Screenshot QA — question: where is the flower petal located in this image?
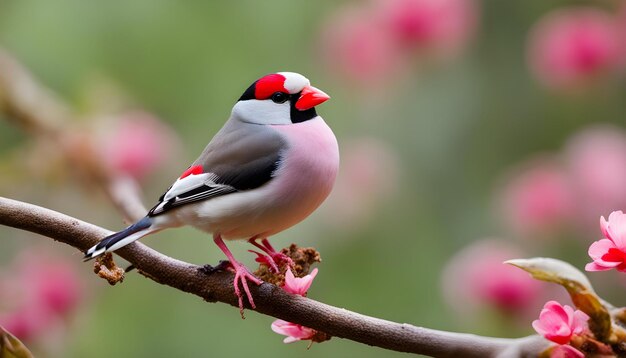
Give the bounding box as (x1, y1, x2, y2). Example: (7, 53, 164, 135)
(551, 344, 585, 358)
(283, 268, 319, 296)
(532, 301, 588, 345)
(600, 215, 610, 239)
(588, 239, 618, 260)
(606, 211, 626, 250)
(534, 309, 570, 342)
(587, 239, 624, 270)
(544, 301, 570, 323)
(571, 310, 590, 335)
(532, 319, 548, 336)
(283, 336, 300, 344)
(585, 262, 613, 271)
(270, 319, 317, 343)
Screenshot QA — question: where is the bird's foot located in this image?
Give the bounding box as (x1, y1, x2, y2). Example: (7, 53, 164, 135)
(199, 259, 262, 318)
(269, 251, 295, 271)
(229, 261, 262, 318)
(248, 238, 295, 273)
(249, 250, 280, 273)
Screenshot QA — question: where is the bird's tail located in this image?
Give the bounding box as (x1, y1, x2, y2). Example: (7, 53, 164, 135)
(83, 216, 155, 261)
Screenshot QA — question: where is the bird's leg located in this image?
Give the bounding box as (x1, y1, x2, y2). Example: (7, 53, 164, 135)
(260, 238, 295, 269)
(248, 237, 294, 273)
(248, 236, 279, 273)
(213, 234, 262, 317)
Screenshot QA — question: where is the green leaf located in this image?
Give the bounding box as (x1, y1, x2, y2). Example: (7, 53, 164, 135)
(0, 326, 34, 358)
(506, 257, 612, 342)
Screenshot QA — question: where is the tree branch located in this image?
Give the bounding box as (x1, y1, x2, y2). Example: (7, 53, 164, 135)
(0, 196, 548, 357)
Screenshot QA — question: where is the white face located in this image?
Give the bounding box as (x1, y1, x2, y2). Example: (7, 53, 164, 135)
(231, 97, 292, 125)
(231, 72, 311, 126)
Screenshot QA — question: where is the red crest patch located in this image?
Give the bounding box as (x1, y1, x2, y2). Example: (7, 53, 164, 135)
(254, 74, 288, 100)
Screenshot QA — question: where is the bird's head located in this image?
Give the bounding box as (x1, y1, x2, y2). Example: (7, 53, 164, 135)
(232, 72, 330, 125)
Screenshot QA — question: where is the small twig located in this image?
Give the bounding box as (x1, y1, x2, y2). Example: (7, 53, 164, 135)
(105, 176, 148, 223)
(0, 48, 146, 223)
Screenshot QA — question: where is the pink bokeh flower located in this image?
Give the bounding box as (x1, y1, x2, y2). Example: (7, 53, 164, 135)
(527, 7, 622, 91)
(271, 320, 317, 344)
(497, 158, 574, 238)
(550, 344, 584, 358)
(617, 2, 626, 68)
(318, 5, 407, 86)
(318, 0, 477, 86)
(0, 250, 83, 341)
(532, 301, 589, 345)
(375, 0, 479, 54)
(101, 111, 179, 180)
(283, 268, 318, 297)
(0, 306, 53, 342)
(442, 240, 544, 315)
(564, 125, 626, 228)
(586, 211, 626, 272)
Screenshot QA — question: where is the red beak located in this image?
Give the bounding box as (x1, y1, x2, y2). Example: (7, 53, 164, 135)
(295, 85, 330, 111)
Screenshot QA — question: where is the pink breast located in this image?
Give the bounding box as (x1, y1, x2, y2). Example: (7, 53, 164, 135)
(268, 117, 340, 230)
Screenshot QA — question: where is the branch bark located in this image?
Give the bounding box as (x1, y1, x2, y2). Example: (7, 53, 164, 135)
(0, 196, 549, 357)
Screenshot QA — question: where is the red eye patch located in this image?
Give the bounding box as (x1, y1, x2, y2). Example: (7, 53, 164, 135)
(255, 74, 288, 100)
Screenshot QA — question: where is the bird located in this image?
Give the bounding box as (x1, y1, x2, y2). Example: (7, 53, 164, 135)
(84, 72, 339, 314)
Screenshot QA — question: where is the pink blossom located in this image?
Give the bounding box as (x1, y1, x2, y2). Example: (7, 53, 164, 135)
(441, 240, 543, 315)
(586, 211, 626, 272)
(283, 268, 318, 297)
(617, 3, 626, 68)
(497, 157, 574, 238)
(0, 250, 83, 341)
(550, 344, 584, 358)
(0, 306, 54, 342)
(271, 320, 317, 344)
(22, 259, 81, 316)
(318, 0, 477, 85)
(318, 5, 408, 86)
(527, 7, 622, 91)
(532, 301, 589, 345)
(564, 125, 626, 228)
(272, 268, 319, 343)
(102, 111, 179, 180)
(375, 0, 478, 55)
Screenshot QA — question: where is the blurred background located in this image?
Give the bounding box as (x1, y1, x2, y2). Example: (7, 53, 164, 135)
(1, 0, 625, 357)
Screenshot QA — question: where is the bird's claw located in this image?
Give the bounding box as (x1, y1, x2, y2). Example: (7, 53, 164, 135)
(230, 263, 262, 318)
(249, 250, 280, 273)
(248, 238, 295, 273)
(198, 260, 231, 275)
(270, 251, 295, 270)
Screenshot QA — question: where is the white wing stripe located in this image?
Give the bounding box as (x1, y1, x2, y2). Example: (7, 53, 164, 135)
(163, 173, 219, 201)
(149, 172, 236, 216)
